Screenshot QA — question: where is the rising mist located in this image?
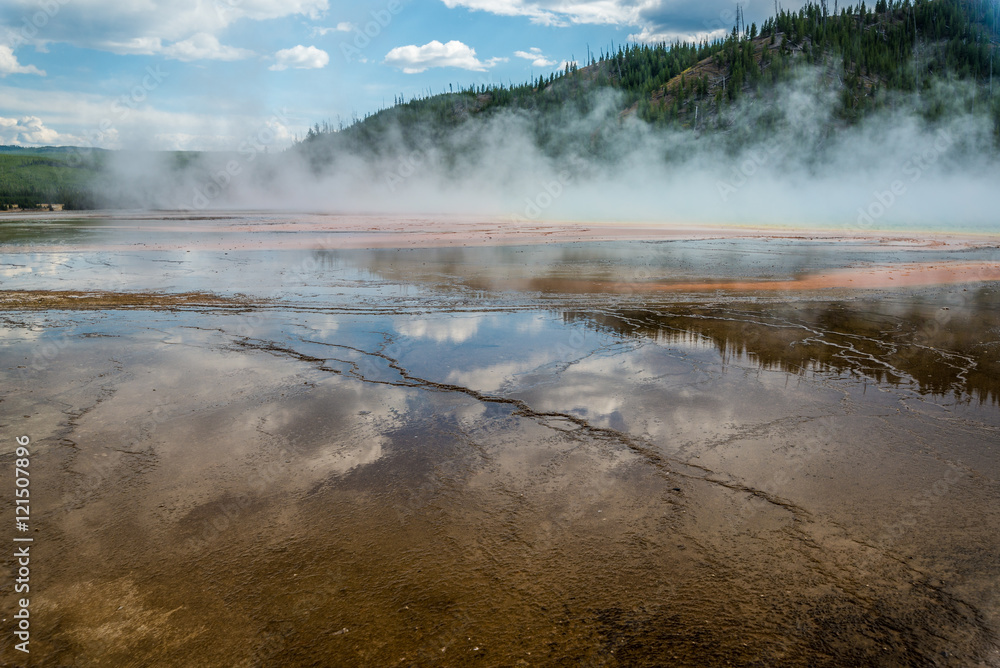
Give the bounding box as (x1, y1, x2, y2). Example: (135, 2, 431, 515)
(95, 64, 1000, 233)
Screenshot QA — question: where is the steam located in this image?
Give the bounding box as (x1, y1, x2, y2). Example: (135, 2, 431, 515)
(97, 66, 1000, 233)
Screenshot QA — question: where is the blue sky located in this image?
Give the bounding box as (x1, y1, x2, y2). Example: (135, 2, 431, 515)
(0, 0, 801, 151)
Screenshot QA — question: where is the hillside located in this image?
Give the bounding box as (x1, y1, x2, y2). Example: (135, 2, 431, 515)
(632, 0, 1000, 127)
(0, 151, 105, 210)
(298, 0, 999, 163)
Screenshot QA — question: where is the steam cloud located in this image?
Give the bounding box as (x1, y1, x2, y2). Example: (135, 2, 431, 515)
(98, 66, 1000, 233)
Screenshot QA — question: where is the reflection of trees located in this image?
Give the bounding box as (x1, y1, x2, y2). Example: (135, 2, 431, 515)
(310, 245, 1000, 404)
(322, 245, 664, 289)
(564, 294, 1000, 405)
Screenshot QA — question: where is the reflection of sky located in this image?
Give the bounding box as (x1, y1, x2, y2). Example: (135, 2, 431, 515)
(0, 323, 45, 344)
(0, 249, 426, 303)
(7, 290, 999, 551)
(389, 300, 1000, 447)
(395, 311, 715, 430)
(514, 343, 718, 432)
(0, 264, 32, 278)
(300, 315, 340, 340)
(396, 312, 579, 389)
(24, 311, 417, 505)
(247, 378, 411, 478)
(446, 352, 558, 394)
(6, 214, 999, 436)
(396, 314, 488, 344)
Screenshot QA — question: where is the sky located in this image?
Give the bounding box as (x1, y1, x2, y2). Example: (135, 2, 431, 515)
(0, 0, 805, 151)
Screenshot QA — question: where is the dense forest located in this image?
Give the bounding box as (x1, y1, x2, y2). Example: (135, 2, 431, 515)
(0, 150, 106, 210)
(297, 0, 1000, 166)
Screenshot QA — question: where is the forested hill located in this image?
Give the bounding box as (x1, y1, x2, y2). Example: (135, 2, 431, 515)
(0, 148, 107, 210)
(297, 0, 1000, 161)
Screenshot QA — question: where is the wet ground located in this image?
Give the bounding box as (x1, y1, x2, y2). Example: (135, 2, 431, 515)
(2, 212, 1000, 666)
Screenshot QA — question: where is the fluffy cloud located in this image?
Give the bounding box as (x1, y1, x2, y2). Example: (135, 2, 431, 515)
(0, 84, 300, 151)
(395, 315, 488, 344)
(627, 26, 727, 43)
(270, 45, 330, 71)
(440, 0, 801, 42)
(384, 40, 506, 74)
(0, 0, 328, 58)
(0, 46, 44, 77)
(440, 0, 652, 27)
(0, 116, 79, 146)
(514, 47, 556, 68)
(95, 37, 163, 56)
(162, 33, 254, 62)
(93, 34, 253, 61)
(312, 22, 355, 36)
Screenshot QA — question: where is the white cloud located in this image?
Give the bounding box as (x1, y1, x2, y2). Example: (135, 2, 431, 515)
(395, 315, 488, 344)
(384, 40, 505, 74)
(96, 37, 163, 56)
(0, 46, 44, 77)
(270, 45, 329, 71)
(0, 85, 301, 151)
(92, 33, 251, 61)
(312, 21, 355, 36)
(514, 47, 556, 68)
(627, 26, 726, 44)
(302, 315, 340, 340)
(440, 0, 747, 43)
(221, 0, 328, 23)
(445, 352, 555, 393)
(162, 33, 253, 62)
(441, 0, 563, 25)
(0, 115, 79, 146)
(0, 0, 329, 58)
(440, 0, 652, 27)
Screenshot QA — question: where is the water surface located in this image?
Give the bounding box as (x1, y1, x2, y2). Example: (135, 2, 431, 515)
(2, 212, 999, 666)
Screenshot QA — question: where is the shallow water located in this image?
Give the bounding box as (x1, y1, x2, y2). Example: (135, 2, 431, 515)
(2, 212, 1000, 666)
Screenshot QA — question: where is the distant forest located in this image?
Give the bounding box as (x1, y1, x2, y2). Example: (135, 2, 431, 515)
(0, 151, 105, 210)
